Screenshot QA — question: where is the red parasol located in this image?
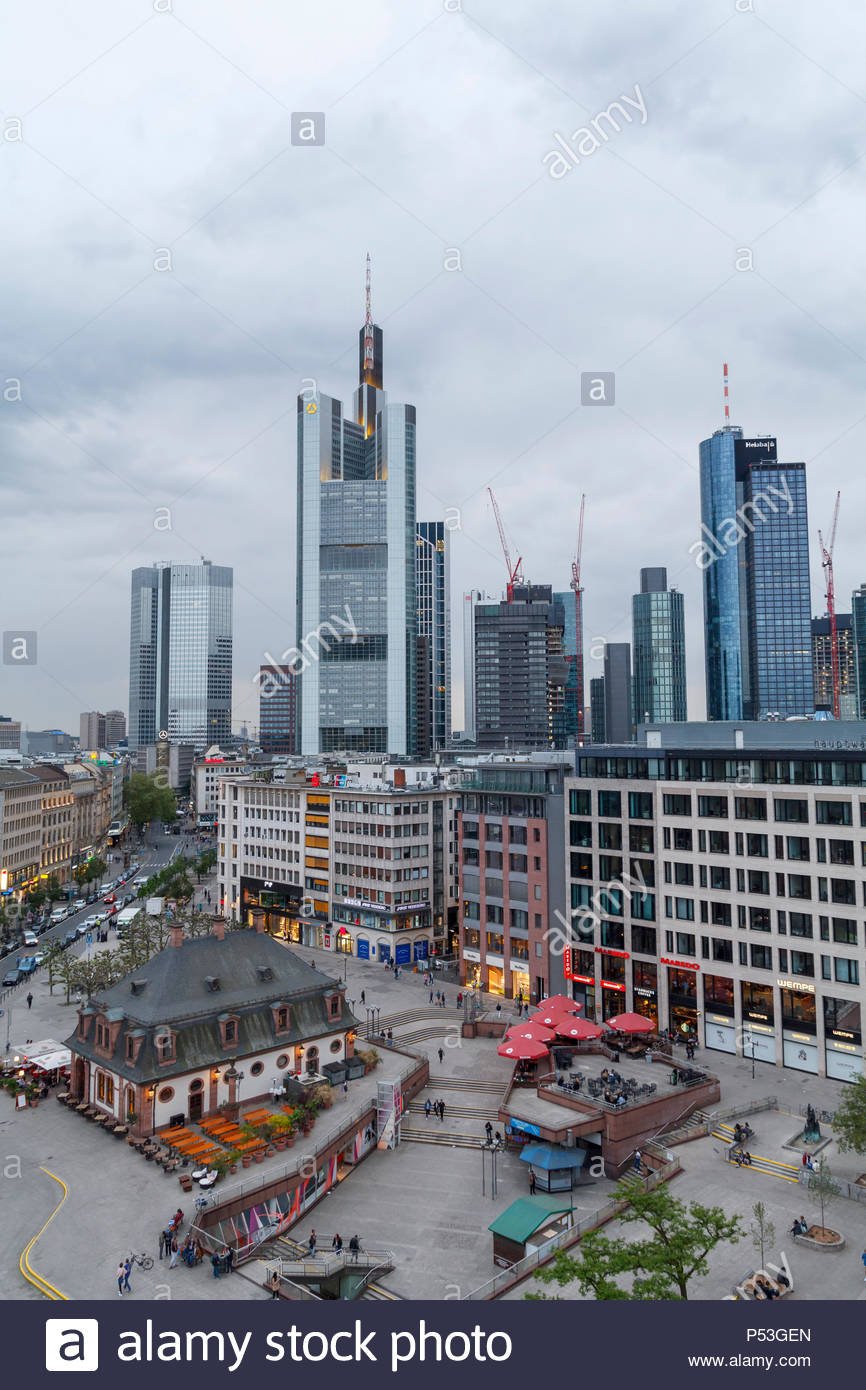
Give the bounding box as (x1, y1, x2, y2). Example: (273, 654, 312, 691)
(553, 1016, 604, 1041)
(532, 1010, 569, 1029)
(506, 1021, 556, 1045)
(537, 994, 582, 1015)
(604, 1012, 655, 1035)
(497, 1037, 550, 1061)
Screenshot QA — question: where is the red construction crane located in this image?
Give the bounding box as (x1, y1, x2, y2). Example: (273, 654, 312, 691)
(487, 487, 524, 601)
(818, 490, 841, 718)
(571, 495, 586, 746)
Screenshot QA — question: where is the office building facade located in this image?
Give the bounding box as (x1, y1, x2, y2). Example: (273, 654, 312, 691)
(554, 589, 579, 747)
(416, 521, 451, 754)
(474, 585, 567, 750)
(296, 282, 416, 756)
(632, 568, 687, 724)
(257, 664, 298, 755)
(603, 642, 633, 744)
(699, 428, 813, 720)
(561, 724, 866, 1079)
(590, 677, 606, 744)
(853, 586, 866, 719)
(128, 560, 233, 750)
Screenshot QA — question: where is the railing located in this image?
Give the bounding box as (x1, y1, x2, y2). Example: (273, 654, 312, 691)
(705, 1096, 778, 1124)
(462, 1153, 682, 1301)
(267, 1248, 395, 1279)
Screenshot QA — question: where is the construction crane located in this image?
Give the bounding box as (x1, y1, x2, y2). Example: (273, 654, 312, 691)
(570, 495, 586, 746)
(818, 490, 841, 719)
(487, 487, 524, 602)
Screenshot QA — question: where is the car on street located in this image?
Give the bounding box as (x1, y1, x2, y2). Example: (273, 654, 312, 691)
(62, 929, 78, 948)
(103, 892, 117, 904)
(86, 893, 98, 904)
(122, 893, 135, 906)
(16, 957, 37, 976)
(2, 968, 22, 987)
(22, 930, 39, 947)
(72, 899, 86, 912)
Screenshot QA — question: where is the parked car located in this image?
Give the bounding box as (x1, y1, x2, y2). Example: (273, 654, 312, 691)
(22, 930, 38, 947)
(2, 968, 22, 987)
(16, 957, 37, 976)
(86, 893, 98, 904)
(122, 893, 135, 906)
(62, 929, 78, 947)
(103, 893, 117, 905)
(72, 899, 86, 912)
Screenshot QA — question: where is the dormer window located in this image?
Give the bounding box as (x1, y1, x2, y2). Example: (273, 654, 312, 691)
(205, 976, 220, 992)
(126, 1035, 135, 1061)
(327, 993, 342, 1021)
(155, 1031, 175, 1062)
(277, 1007, 288, 1031)
(224, 1020, 236, 1043)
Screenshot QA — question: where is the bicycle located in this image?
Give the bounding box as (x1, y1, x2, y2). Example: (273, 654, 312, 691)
(129, 1252, 154, 1272)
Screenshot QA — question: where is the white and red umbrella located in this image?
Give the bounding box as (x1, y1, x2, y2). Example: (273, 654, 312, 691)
(604, 1011, 655, 1035)
(497, 1037, 550, 1062)
(506, 1021, 556, 1045)
(553, 1017, 604, 1041)
(537, 994, 582, 1015)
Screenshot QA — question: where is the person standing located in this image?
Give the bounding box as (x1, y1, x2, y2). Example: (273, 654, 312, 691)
(211, 1252, 221, 1279)
(529, 1169, 537, 1195)
(861, 1247, 866, 1282)
(269, 1271, 281, 1298)
(225, 1247, 234, 1275)
(349, 1235, 360, 1263)
(360, 990, 366, 1006)
(424, 1099, 432, 1120)
(158, 1229, 166, 1260)
(122, 1258, 132, 1294)
(429, 988, 434, 1004)
(332, 1233, 343, 1254)
(437, 1047, 444, 1065)
(308, 1229, 317, 1257)
(439, 1099, 446, 1123)
(116, 1260, 125, 1297)
(169, 1235, 179, 1269)
(26, 992, 33, 1010)
(633, 1149, 642, 1174)
(485, 1120, 493, 1143)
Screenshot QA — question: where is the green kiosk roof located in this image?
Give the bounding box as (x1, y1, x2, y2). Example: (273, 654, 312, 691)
(488, 1194, 573, 1244)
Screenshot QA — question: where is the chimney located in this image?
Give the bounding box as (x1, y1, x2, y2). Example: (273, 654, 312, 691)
(211, 916, 226, 942)
(169, 923, 184, 949)
(251, 907, 266, 934)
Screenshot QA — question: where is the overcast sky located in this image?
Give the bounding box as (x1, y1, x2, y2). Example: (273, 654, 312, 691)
(3, 0, 866, 738)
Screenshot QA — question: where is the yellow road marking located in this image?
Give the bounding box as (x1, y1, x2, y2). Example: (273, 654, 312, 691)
(19, 1167, 69, 1300)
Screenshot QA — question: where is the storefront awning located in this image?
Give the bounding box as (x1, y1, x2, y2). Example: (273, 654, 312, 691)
(519, 1144, 587, 1171)
(18, 1039, 71, 1072)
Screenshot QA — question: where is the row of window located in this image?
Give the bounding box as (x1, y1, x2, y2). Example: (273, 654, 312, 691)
(570, 787, 865, 826)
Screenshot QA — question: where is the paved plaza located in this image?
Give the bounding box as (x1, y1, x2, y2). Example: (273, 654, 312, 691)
(4, 925, 866, 1301)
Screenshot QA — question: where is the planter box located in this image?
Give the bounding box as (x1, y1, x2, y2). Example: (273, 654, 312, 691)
(322, 1062, 347, 1086)
(793, 1228, 846, 1253)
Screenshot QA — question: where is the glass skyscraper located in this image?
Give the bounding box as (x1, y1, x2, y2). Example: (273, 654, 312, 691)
(128, 560, 233, 750)
(699, 428, 813, 719)
(296, 274, 416, 755)
(553, 589, 579, 746)
(416, 521, 451, 752)
(632, 567, 686, 724)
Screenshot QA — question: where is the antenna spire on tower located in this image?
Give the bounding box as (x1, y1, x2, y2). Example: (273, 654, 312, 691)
(723, 361, 731, 423)
(364, 252, 374, 376)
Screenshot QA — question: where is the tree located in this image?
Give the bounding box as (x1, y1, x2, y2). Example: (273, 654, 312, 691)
(750, 1201, 775, 1269)
(806, 1164, 841, 1236)
(832, 1075, 866, 1158)
(43, 941, 64, 995)
(46, 877, 64, 902)
(25, 887, 47, 910)
(124, 773, 176, 832)
(534, 1180, 743, 1301)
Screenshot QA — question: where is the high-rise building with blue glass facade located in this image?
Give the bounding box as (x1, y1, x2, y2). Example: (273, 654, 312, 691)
(296, 278, 416, 754)
(554, 589, 579, 746)
(632, 567, 687, 724)
(128, 560, 233, 750)
(699, 428, 813, 719)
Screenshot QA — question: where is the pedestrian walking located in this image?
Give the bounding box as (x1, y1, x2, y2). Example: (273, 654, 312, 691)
(332, 1233, 343, 1254)
(360, 990, 366, 1006)
(343, 1077, 349, 1095)
(435, 989, 441, 1005)
(424, 1099, 432, 1119)
(437, 1047, 444, 1065)
(169, 1235, 179, 1269)
(429, 989, 434, 1004)
(211, 1253, 221, 1279)
(26, 992, 33, 1010)
(308, 1228, 317, 1256)
(457, 992, 463, 1008)
(485, 1120, 493, 1143)
(495, 1002, 502, 1016)
(439, 1099, 446, 1123)
(158, 1229, 167, 1260)
(349, 1235, 360, 1264)
(123, 1258, 132, 1293)
(633, 1149, 642, 1174)
(269, 1271, 281, 1298)
(529, 1169, 537, 1195)
(116, 1260, 125, 1297)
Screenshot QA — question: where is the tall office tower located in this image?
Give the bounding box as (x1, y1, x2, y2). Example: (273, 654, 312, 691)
(632, 567, 687, 724)
(105, 710, 126, 745)
(589, 677, 606, 743)
(603, 642, 633, 743)
(853, 585, 866, 718)
(699, 427, 813, 719)
(79, 712, 106, 749)
(554, 589, 579, 746)
(461, 591, 484, 741)
(128, 560, 233, 750)
(296, 262, 416, 754)
(474, 584, 567, 750)
(812, 615, 856, 718)
(416, 521, 452, 751)
(257, 664, 298, 754)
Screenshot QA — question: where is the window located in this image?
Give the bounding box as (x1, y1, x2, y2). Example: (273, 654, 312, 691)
(629, 825, 654, 853)
(155, 1032, 174, 1060)
(276, 1007, 289, 1031)
(786, 836, 809, 861)
(790, 950, 814, 978)
(569, 822, 592, 847)
(250, 1061, 264, 1077)
(189, 1077, 203, 1092)
(224, 1021, 237, 1044)
(746, 833, 768, 857)
(698, 794, 728, 819)
(831, 878, 856, 905)
(712, 938, 733, 963)
(735, 796, 767, 821)
(709, 830, 729, 854)
(787, 874, 811, 900)
(600, 921, 625, 951)
(774, 799, 808, 823)
(628, 791, 653, 820)
(832, 918, 857, 946)
(598, 822, 622, 850)
(711, 901, 732, 926)
(570, 852, 593, 880)
(834, 958, 859, 985)
(674, 862, 694, 886)
(829, 839, 854, 866)
(675, 931, 696, 956)
(663, 794, 692, 816)
(816, 800, 851, 826)
(96, 1072, 115, 1106)
(750, 944, 772, 970)
(749, 907, 771, 932)
(747, 870, 770, 895)
(673, 828, 693, 851)
(631, 890, 655, 920)
(675, 897, 694, 921)
(598, 791, 621, 818)
(157, 1085, 174, 1104)
(276, 1054, 289, 1069)
(631, 924, 657, 955)
(569, 789, 591, 816)
(789, 912, 813, 939)
(710, 866, 730, 891)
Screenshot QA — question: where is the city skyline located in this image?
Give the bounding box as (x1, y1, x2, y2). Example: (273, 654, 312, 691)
(2, 4, 865, 739)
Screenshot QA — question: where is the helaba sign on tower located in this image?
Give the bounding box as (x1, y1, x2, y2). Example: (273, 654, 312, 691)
(734, 436, 777, 468)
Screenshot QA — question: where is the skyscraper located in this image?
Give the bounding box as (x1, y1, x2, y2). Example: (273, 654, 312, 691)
(603, 642, 633, 743)
(128, 560, 233, 750)
(416, 521, 451, 752)
(473, 585, 567, 750)
(554, 589, 579, 746)
(852, 585, 866, 718)
(296, 261, 416, 754)
(699, 426, 813, 719)
(811, 615, 856, 718)
(258, 665, 298, 754)
(589, 677, 606, 743)
(632, 567, 687, 724)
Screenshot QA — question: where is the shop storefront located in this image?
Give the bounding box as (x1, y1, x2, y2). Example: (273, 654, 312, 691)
(779, 981, 818, 1075)
(564, 947, 596, 1018)
(240, 877, 305, 939)
(741, 980, 776, 1064)
(663, 959, 699, 1037)
(632, 961, 658, 1028)
(824, 996, 863, 1083)
(598, 949, 627, 1022)
(510, 962, 530, 1002)
(703, 974, 736, 1054)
